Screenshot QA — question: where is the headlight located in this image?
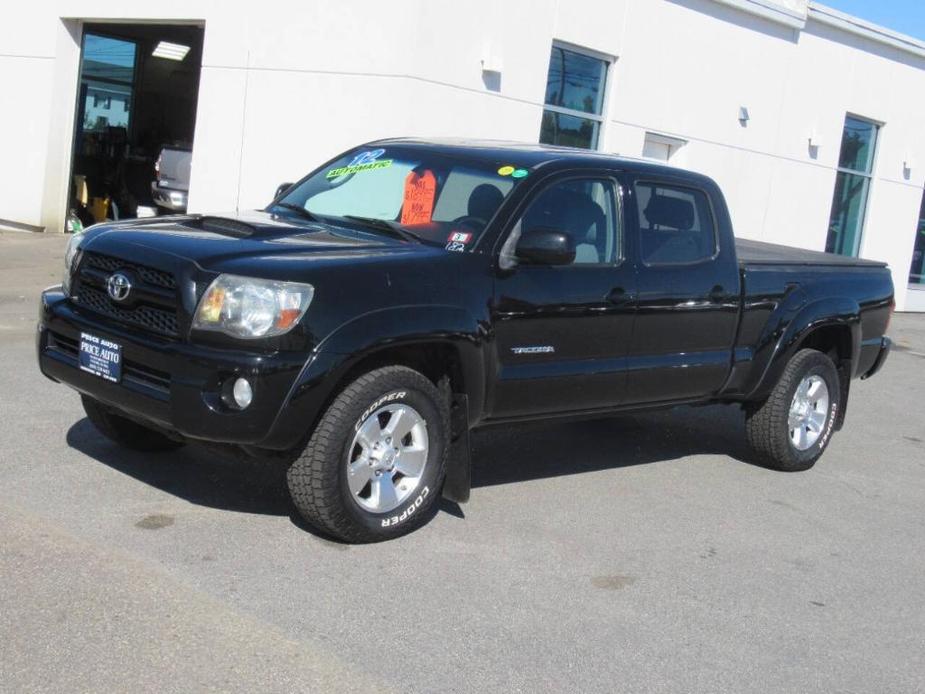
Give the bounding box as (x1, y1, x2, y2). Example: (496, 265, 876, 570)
(62, 232, 84, 295)
(192, 274, 315, 339)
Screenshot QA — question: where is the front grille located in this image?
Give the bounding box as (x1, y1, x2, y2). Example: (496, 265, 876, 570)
(82, 252, 176, 290)
(124, 361, 171, 394)
(72, 251, 179, 337)
(47, 331, 79, 358)
(76, 284, 179, 336)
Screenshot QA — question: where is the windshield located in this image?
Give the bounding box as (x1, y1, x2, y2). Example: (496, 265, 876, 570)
(274, 146, 532, 251)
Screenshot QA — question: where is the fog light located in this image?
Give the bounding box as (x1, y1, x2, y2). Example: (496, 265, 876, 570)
(232, 377, 253, 409)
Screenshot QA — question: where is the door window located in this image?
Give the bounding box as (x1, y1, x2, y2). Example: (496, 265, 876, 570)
(502, 178, 620, 268)
(636, 182, 717, 265)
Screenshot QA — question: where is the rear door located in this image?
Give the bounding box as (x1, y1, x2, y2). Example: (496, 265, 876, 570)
(489, 173, 636, 418)
(625, 176, 740, 402)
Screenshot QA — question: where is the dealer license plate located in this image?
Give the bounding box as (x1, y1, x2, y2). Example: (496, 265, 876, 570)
(79, 332, 122, 383)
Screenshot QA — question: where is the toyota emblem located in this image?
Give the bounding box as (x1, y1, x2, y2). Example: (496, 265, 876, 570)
(107, 272, 132, 302)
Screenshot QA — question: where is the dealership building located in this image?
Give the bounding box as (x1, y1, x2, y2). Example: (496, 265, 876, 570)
(4, 0, 925, 310)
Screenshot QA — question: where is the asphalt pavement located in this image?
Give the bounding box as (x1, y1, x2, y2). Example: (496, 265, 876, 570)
(1, 230, 923, 693)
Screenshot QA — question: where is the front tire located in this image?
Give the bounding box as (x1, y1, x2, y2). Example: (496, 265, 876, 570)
(287, 366, 449, 543)
(81, 395, 185, 452)
(745, 348, 840, 471)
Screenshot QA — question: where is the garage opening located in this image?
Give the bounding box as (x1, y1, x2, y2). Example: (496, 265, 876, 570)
(69, 22, 204, 229)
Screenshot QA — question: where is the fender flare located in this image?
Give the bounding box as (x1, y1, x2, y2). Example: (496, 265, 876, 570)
(749, 296, 861, 402)
(315, 304, 487, 414)
(268, 305, 486, 499)
(321, 305, 485, 504)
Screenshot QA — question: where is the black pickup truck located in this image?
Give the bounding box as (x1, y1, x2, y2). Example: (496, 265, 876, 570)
(38, 139, 894, 542)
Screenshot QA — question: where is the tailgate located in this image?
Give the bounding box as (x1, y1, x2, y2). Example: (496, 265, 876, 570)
(156, 148, 192, 191)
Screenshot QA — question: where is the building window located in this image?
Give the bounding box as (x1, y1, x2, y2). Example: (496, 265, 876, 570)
(825, 115, 880, 256)
(539, 43, 609, 150)
(642, 132, 687, 162)
(909, 190, 925, 286)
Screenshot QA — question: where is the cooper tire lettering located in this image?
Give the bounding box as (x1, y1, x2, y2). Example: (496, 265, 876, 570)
(355, 390, 407, 431)
(381, 486, 430, 527)
(819, 401, 837, 449)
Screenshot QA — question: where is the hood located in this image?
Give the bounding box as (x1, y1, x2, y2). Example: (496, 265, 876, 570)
(80, 210, 442, 276)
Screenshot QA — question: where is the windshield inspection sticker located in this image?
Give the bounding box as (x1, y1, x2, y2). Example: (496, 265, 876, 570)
(326, 148, 393, 178)
(497, 165, 515, 176)
(445, 230, 472, 253)
(511, 168, 529, 178)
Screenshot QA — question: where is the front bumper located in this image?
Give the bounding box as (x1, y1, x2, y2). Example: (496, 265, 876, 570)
(37, 287, 337, 449)
(151, 182, 188, 212)
(861, 336, 891, 379)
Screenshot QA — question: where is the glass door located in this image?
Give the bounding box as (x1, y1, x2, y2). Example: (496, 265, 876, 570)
(825, 115, 880, 257)
(909, 190, 925, 286)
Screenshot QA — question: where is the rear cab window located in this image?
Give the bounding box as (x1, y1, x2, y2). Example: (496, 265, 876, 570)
(635, 181, 717, 265)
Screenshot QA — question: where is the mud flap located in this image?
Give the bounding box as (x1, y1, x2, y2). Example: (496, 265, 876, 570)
(442, 393, 471, 503)
(834, 359, 850, 431)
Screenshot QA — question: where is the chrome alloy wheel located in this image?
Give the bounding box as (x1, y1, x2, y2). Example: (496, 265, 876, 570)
(788, 375, 830, 451)
(347, 403, 429, 513)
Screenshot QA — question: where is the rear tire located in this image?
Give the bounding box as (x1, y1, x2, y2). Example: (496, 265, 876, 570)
(81, 395, 184, 452)
(745, 349, 840, 471)
(287, 366, 449, 543)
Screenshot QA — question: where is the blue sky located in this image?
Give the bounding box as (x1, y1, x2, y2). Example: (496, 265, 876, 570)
(821, 0, 925, 41)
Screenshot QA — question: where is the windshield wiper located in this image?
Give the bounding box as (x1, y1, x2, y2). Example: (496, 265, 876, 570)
(340, 215, 421, 243)
(272, 202, 319, 222)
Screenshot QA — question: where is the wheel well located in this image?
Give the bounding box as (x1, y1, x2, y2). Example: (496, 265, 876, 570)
(796, 324, 853, 430)
(248, 343, 466, 458)
(335, 342, 465, 396)
(797, 324, 852, 363)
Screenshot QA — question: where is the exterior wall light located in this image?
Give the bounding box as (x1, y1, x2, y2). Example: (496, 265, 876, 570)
(738, 106, 750, 126)
(481, 52, 502, 92)
(808, 129, 821, 159)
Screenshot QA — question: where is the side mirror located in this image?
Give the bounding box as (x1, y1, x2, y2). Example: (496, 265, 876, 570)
(274, 182, 295, 200)
(516, 228, 575, 266)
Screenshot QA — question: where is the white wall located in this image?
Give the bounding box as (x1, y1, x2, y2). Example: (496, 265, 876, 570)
(2, 0, 924, 308)
(602, 0, 925, 309)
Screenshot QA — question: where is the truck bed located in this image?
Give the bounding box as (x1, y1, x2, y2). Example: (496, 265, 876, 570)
(736, 238, 886, 268)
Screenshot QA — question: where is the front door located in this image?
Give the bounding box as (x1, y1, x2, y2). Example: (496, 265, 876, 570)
(489, 174, 636, 418)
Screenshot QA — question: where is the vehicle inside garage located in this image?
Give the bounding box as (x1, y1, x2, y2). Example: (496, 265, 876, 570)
(70, 23, 204, 227)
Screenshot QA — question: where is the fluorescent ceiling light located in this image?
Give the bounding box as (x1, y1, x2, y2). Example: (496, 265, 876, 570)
(152, 41, 190, 61)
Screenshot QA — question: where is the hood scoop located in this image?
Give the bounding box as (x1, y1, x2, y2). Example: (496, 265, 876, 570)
(196, 216, 258, 238)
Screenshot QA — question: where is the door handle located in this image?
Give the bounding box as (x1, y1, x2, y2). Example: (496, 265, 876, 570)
(607, 287, 630, 305)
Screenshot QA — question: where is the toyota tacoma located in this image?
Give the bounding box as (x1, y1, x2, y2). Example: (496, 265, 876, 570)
(38, 139, 894, 542)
